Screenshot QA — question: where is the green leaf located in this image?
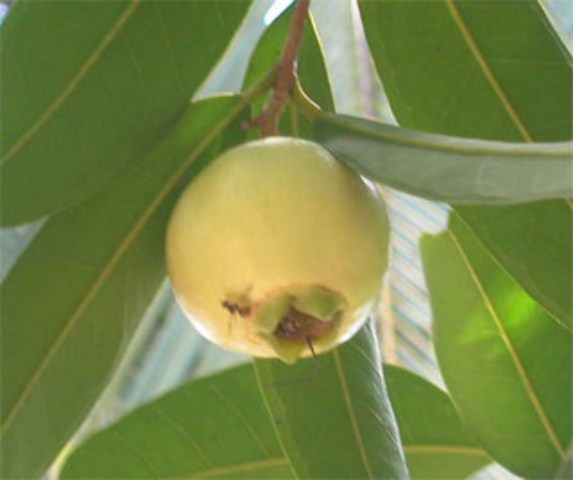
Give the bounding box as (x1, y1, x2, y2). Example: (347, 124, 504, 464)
(421, 214, 572, 477)
(61, 362, 491, 479)
(66, 362, 485, 479)
(60, 365, 292, 479)
(313, 113, 572, 204)
(254, 321, 409, 479)
(359, 0, 573, 335)
(298, 13, 335, 115)
(0, 0, 249, 226)
(358, 0, 572, 141)
(456, 201, 572, 328)
(0, 96, 250, 479)
(384, 365, 491, 479)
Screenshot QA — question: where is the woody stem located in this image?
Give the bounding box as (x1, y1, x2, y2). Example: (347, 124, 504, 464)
(250, 0, 311, 136)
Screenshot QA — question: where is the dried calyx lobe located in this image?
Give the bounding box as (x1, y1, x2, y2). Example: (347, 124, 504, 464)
(274, 307, 336, 341)
(245, 285, 346, 363)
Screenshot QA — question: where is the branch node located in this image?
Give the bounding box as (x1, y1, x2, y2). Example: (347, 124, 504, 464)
(248, 0, 311, 137)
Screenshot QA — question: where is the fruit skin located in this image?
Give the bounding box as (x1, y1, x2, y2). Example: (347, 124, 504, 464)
(166, 137, 390, 363)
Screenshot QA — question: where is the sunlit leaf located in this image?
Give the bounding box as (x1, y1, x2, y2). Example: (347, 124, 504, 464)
(64, 362, 488, 479)
(359, 0, 573, 335)
(455, 201, 572, 329)
(421, 213, 572, 477)
(385, 365, 491, 479)
(61, 327, 412, 480)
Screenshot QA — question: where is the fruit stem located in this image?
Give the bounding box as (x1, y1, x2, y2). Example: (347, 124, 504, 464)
(248, 0, 312, 136)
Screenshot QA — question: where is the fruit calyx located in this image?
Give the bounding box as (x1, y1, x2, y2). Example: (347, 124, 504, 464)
(247, 285, 346, 363)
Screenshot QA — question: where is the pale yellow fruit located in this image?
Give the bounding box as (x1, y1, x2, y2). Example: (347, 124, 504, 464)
(166, 137, 389, 363)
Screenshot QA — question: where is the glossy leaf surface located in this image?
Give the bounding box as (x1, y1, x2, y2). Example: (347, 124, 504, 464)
(62, 362, 479, 479)
(358, 0, 571, 141)
(1, 0, 248, 225)
(254, 321, 409, 479)
(421, 214, 572, 477)
(359, 0, 573, 337)
(61, 365, 292, 479)
(313, 113, 572, 204)
(62, 359, 490, 479)
(456, 201, 572, 328)
(384, 365, 491, 479)
(0, 97, 248, 479)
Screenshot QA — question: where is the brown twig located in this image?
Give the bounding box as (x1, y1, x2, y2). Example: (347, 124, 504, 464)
(248, 0, 311, 137)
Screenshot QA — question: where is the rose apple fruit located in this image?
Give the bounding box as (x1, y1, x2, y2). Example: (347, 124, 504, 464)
(166, 137, 389, 363)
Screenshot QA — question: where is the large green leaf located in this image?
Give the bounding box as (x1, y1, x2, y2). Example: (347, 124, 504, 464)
(421, 214, 572, 477)
(0, 0, 249, 226)
(358, 0, 572, 326)
(456, 201, 572, 328)
(60, 365, 293, 479)
(61, 362, 490, 479)
(254, 321, 409, 479)
(358, 0, 571, 141)
(384, 365, 491, 479)
(0, 96, 250, 479)
(312, 113, 571, 204)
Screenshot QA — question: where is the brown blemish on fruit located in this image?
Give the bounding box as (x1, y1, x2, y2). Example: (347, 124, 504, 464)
(274, 307, 336, 342)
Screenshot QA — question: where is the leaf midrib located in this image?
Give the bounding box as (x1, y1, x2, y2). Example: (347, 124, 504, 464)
(169, 457, 290, 479)
(332, 349, 375, 479)
(403, 444, 489, 457)
(456, 214, 573, 333)
(444, 0, 532, 142)
(318, 114, 569, 159)
(448, 229, 566, 460)
(0, 95, 253, 438)
(446, 0, 572, 325)
(1, 0, 142, 164)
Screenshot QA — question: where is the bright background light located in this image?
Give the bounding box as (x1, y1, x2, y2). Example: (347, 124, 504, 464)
(264, 0, 294, 26)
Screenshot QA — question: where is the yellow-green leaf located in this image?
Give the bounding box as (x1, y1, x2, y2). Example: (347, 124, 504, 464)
(421, 214, 572, 477)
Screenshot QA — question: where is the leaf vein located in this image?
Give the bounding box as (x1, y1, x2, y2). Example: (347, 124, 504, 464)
(152, 405, 212, 469)
(1, 0, 142, 164)
(403, 444, 488, 457)
(445, 0, 532, 142)
(448, 230, 566, 459)
(169, 457, 289, 479)
(0, 95, 255, 438)
(333, 349, 374, 479)
(156, 3, 188, 98)
(210, 386, 273, 459)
